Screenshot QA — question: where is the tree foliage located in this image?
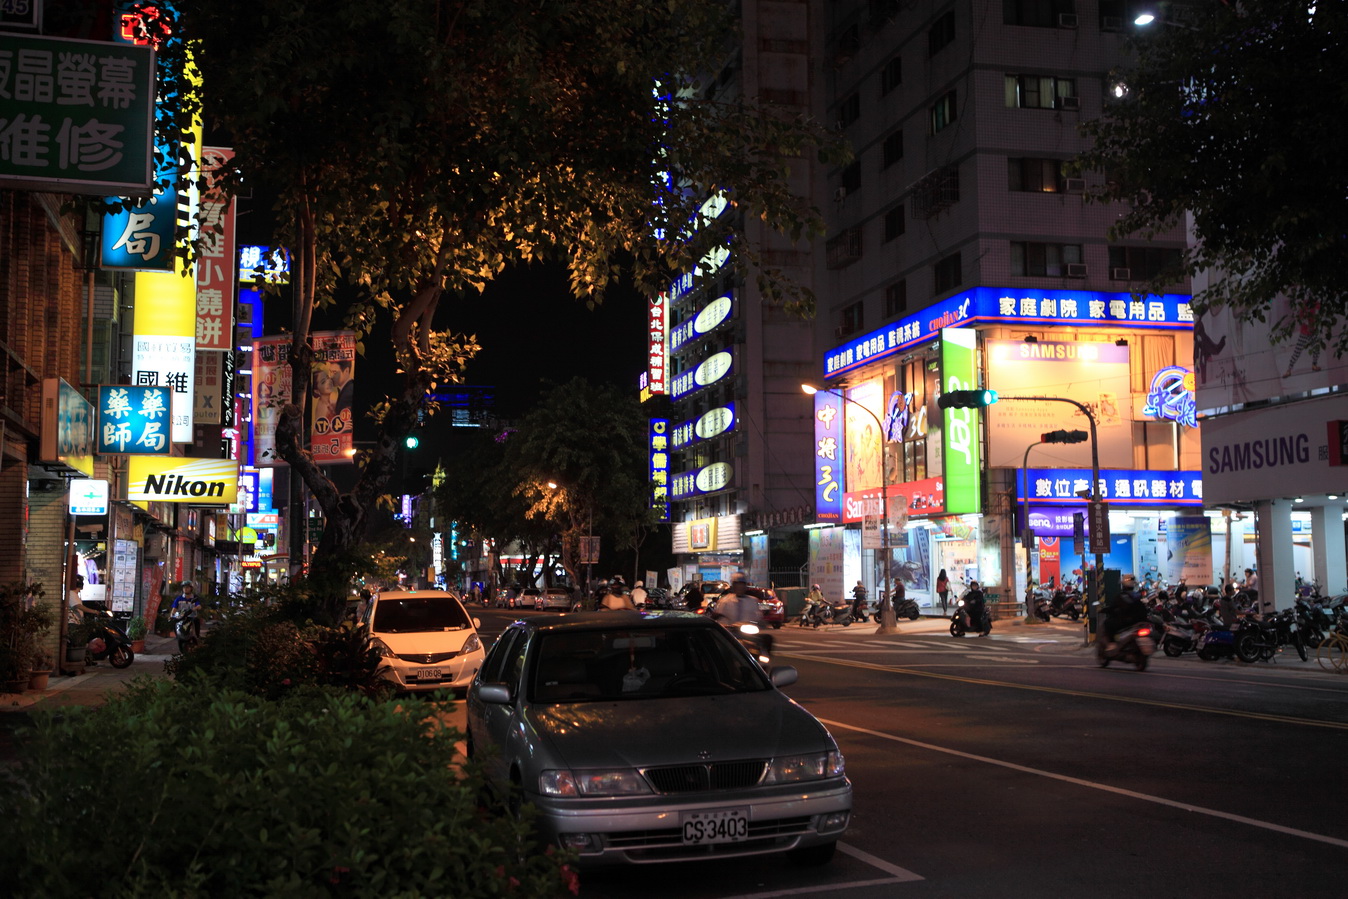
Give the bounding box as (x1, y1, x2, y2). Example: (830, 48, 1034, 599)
(1076, 0, 1348, 351)
(145, 1, 841, 611)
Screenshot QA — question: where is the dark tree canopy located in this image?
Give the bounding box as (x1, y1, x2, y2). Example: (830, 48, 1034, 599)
(1077, 0, 1348, 351)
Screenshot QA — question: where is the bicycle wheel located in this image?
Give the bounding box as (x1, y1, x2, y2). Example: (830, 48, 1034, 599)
(1317, 636, 1348, 673)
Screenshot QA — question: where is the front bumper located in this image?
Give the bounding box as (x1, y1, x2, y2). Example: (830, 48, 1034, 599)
(525, 779, 852, 866)
(379, 652, 482, 692)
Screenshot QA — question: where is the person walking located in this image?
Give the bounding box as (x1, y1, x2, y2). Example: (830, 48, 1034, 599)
(936, 569, 950, 615)
(684, 581, 704, 612)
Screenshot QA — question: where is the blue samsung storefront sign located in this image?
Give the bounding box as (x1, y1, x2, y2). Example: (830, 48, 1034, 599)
(824, 287, 1193, 378)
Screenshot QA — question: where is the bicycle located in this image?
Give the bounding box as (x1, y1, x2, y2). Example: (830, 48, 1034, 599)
(1315, 612, 1348, 673)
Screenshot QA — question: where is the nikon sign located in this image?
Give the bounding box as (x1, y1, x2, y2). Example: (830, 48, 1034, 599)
(128, 456, 239, 505)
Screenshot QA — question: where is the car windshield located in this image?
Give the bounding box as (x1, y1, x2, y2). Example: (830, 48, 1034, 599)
(530, 625, 770, 703)
(372, 597, 471, 633)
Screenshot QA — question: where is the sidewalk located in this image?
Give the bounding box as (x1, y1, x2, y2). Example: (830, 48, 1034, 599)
(0, 632, 179, 715)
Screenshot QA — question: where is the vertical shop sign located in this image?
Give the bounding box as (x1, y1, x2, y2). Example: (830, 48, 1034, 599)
(650, 418, 670, 521)
(310, 331, 355, 463)
(647, 293, 667, 396)
(940, 327, 982, 514)
(195, 147, 236, 350)
(252, 335, 291, 466)
(813, 391, 843, 522)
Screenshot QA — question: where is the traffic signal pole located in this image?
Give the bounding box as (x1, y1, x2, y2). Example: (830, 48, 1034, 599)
(1021, 429, 1088, 622)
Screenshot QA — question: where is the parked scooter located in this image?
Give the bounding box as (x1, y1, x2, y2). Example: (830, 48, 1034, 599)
(949, 598, 991, 637)
(84, 610, 135, 669)
(1096, 621, 1155, 671)
(888, 595, 921, 621)
(1049, 587, 1082, 621)
(828, 602, 856, 627)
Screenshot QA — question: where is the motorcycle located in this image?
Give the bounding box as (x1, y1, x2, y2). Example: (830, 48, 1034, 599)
(1030, 587, 1053, 622)
(828, 602, 856, 627)
(799, 598, 831, 628)
(889, 596, 921, 621)
(949, 598, 991, 637)
(171, 605, 201, 653)
(84, 610, 134, 669)
(1096, 621, 1155, 671)
(735, 623, 773, 667)
(1160, 608, 1205, 657)
(1049, 588, 1082, 621)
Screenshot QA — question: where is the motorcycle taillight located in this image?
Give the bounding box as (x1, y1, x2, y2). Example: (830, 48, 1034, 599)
(1137, 627, 1151, 638)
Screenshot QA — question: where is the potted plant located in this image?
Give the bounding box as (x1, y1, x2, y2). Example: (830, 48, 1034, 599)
(66, 618, 98, 664)
(127, 616, 147, 654)
(1, 581, 50, 692)
(28, 649, 54, 691)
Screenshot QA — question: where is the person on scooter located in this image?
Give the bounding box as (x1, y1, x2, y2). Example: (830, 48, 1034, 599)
(963, 581, 986, 633)
(715, 574, 771, 656)
(851, 583, 869, 622)
(1102, 580, 1147, 652)
(171, 582, 202, 638)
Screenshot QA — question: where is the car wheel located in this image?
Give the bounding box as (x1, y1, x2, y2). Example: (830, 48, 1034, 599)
(788, 841, 837, 867)
(772, 621, 782, 629)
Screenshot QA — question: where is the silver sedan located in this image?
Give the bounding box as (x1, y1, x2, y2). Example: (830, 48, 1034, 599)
(465, 611, 851, 866)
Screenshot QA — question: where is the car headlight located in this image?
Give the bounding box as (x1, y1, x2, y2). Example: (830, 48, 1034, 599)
(539, 769, 653, 797)
(371, 637, 394, 658)
(462, 633, 482, 654)
(763, 750, 845, 784)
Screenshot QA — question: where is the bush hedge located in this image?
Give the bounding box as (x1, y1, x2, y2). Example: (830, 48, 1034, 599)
(0, 677, 577, 897)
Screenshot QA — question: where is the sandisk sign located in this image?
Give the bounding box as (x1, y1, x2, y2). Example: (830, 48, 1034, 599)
(128, 456, 240, 504)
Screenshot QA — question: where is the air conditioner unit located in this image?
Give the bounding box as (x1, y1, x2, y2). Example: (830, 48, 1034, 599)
(1111, 267, 1132, 281)
(1102, 15, 1123, 30)
(1064, 177, 1087, 193)
(1058, 95, 1081, 111)
(1058, 13, 1079, 28)
(1065, 263, 1088, 278)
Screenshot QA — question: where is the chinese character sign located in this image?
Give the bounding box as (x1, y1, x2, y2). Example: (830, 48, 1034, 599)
(647, 294, 667, 396)
(310, 330, 356, 463)
(97, 385, 170, 454)
(252, 335, 292, 467)
(195, 147, 237, 350)
(650, 418, 669, 521)
(813, 391, 843, 522)
(0, 34, 155, 194)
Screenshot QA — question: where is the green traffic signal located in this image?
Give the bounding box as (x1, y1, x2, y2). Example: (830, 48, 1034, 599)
(937, 389, 998, 409)
(405, 434, 420, 449)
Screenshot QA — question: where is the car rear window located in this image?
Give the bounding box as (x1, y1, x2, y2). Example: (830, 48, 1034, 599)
(530, 626, 769, 702)
(372, 597, 472, 633)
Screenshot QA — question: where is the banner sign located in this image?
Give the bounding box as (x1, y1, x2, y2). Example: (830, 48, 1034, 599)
(670, 348, 733, 400)
(39, 378, 94, 476)
(650, 418, 670, 521)
(940, 328, 982, 514)
(69, 479, 110, 516)
(842, 477, 944, 524)
(670, 293, 733, 352)
(1024, 468, 1204, 506)
(0, 34, 155, 194)
(825, 287, 1193, 378)
(1143, 365, 1197, 428)
(1165, 515, 1214, 583)
(670, 462, 733, 500)
(310, 330, 355, 463)
(252, 335, 292, 466)
(128, 456, 240, 504)
(813, 391, 844, 523)
(647, 293, 667, 396)
(238, 245, 290, 283)
(97, 384, 170, 454)
(195, 146, 237, 350)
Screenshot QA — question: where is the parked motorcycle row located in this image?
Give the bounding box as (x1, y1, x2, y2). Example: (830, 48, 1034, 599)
(1146, 590, 1348, 665)
(796, 594, 920, 628)
(1028, 579, 1084, 622)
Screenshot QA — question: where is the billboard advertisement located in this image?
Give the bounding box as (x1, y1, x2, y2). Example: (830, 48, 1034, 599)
(127, 456, 240, 504)
(984, 339, 1133, 469)
(940, 328, 981, 515)
(39, 378, 94, 476)
(310, 330, 355, 463)
(252, 335, 292, 466)
(1165, 516, 1213, 584)
(844, 380, 884, 493)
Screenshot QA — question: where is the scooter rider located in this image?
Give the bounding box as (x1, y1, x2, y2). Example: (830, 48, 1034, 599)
(963, 581, 986, 632)
(1101, 579, 1147, 652)
(715, 574, 772, 655)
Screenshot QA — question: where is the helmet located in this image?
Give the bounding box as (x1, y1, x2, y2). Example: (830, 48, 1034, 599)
(812, 584, 821, 590)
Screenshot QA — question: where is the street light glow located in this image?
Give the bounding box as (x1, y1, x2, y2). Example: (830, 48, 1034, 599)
(1134, 13, 1156, 25)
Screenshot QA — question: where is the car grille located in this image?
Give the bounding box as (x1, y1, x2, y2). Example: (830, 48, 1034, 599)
(394, 649, 459, 663)
(643, 760, 767, 793)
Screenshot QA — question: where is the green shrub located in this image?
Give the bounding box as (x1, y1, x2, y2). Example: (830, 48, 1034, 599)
(0, 677, 577, 897)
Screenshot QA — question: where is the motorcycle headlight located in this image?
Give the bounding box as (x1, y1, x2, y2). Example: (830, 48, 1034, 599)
(763, 750, 845, 784)
(540, 769, 652, 797)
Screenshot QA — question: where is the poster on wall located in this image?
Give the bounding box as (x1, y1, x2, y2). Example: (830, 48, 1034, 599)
(813, 392, 844, 522)
(1165, 516, 1213, 584)
(984, 339, 1133, 469)
(310, 330, 356, 463)
(808, 526, 845, 602)
(844, 381, 884, 493)
(891, 525, 932, 599)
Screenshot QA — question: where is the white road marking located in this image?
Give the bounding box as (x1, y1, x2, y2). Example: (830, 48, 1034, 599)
(819, 717, 1348, 850)
(715, 843, 923, 898)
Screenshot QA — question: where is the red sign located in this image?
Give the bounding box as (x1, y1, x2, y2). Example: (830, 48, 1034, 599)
(647, 293, 667, 395)
(842, 477, 945, 523)
(196, 147, 237, 351)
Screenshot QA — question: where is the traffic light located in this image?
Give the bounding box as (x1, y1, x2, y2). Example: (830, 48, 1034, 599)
(937, 389, 998, 409)
(1041, 429, 1088, 444)
(404, 433, 420, 450)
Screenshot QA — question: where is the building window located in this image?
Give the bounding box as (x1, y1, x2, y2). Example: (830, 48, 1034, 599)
(929, 90, 957, 134)
(837, 92, 861, 129)
(928, 11, 956, 56)
(826, 227, 864, 270)
(1003, 0, 1076, 28)
(1011, 242, 1083, 276)
(1005, 74, 1077, 109)
(933, 252, 962, 294)
(884, 280, 908, 317)
(1008, 157, 1065, 192)
(1108, 245, 1183, 280)
(883, 205, 906, 242)
(910, 165, 960, 220)
(881, 56, 903, 95)
(839, 161, 861, 197)
(882, 129, 904, 169)
(840, 301, 865, 336)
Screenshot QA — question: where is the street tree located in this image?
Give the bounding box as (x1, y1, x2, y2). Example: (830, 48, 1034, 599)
(148, 1, 842, 617)
(1076, 0, 1347, 351)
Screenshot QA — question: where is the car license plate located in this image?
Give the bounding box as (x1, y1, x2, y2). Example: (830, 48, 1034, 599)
(414, 667, 442, 681)
(681, 808, 749, 845)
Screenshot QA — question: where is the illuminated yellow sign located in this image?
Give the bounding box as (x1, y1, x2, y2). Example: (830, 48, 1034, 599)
(128, 456, 240, 504)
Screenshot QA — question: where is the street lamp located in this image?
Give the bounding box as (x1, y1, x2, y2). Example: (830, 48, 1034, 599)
(1021, 429, 1088, 623)
(802, 383, 899, 634)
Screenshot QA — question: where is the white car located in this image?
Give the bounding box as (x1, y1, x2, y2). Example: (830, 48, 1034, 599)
(534, 586, 575, 611)
(362, 590, 485, 694)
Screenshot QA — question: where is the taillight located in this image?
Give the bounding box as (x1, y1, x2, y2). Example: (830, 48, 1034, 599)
(1138, 627, 1151, 637)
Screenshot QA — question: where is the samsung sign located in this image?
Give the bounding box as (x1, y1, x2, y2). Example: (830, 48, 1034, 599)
(1201, 395, 1348, 504)
(824, 287, 1193, 378)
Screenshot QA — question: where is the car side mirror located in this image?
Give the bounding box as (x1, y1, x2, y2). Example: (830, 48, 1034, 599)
(472, 617, 482, 629)
(477, 683, 512, 704)
(769, 666, 797, 688)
